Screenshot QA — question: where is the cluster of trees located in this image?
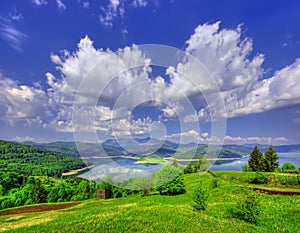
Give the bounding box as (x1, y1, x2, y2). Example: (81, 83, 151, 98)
(0, 171, 96, 210)
(0, 165, 186, 210)
(183, 158, 210, 174)
(99, 165, 186, 197)
(244, 146, 279, 172)
(244, 145, 299, 173)
(0, 140, 87, 177)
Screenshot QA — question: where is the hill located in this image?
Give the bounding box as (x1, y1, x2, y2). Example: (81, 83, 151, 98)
(0, 171, 299, 232)
(26, 140, 252, 159)
(0, 140, 87, 177)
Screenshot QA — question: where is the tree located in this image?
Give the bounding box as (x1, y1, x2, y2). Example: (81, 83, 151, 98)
(154, 165, 186, 195)
(263, 146, 279, 172)
(232, 192, 260, 224)
(194, 158, 210, 172)
(248, 146, 264, 171)
(193, 180, 209, 211)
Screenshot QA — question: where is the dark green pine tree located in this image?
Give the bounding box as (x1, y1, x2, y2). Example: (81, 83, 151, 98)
(263, 146, 279, 172)
(248, 146, 264, 171)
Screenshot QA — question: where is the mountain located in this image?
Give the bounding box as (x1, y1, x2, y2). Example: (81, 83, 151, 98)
(0, 140, 87, 177)
(24, 138, 300, 161)
(243, 144, 300, 153)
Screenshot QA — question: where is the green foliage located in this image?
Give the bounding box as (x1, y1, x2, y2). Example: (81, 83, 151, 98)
(275, 175, 300, 186)
(242, 164, 251, 172)
(193, 180, 209, 211)
(0, 172, 95, 210)
(0, 140, 87, 177)
(154, 165, 186, 195)
(248, 146, 264, 172)
(281, 162, 297, 172)
(211, 178, 219, 188)
(248, 172, 269, 184)
(247, 146, 279, 172)
(231, 191, 260, 224)
(263, 146, 279, 172)
(184, 158, 210, 174)
(122, 178, 153, 196)
(1, 171, 300, 232)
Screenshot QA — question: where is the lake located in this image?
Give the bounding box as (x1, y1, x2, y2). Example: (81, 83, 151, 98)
(211, 152, 300, 171)
(79, 152, 300, 182)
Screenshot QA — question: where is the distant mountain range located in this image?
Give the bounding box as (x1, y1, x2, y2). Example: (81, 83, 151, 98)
(23, 138, 300, 159)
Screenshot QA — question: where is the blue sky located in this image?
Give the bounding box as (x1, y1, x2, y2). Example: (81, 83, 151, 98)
(0, 0, 300, 145)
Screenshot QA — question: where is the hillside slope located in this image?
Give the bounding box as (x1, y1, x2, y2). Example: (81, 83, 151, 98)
(0, 140, 87, 176)
(0, 172, 299, 233)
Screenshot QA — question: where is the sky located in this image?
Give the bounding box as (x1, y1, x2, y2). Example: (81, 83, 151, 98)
(0, 0, 300, 145)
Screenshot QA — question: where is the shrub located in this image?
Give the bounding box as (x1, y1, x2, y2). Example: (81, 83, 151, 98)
(242, 164, 251, 172)
(281, 162, 297, 172)
(154, 165, 186, 196)
(211, 178, 219, 188)
(231, 191, 260, 224)
(248, 172, 269, 184)
(192, 180, 209, 211)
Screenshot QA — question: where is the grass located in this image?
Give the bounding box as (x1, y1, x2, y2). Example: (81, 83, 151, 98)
(0, 171, 299, 233)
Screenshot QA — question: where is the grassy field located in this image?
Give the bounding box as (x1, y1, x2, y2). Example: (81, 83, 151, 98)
(0, 171, 299, 233)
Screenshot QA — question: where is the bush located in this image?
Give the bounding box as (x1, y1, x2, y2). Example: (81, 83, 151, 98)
(242, 164, 251, 172)
(281, 162, 297, 172)
(154, 165, 186, 196)
(276, 175, 300, 186)
(192, 180, 209, 211)
(211, 178, 219, 188)
(231, 191, 260, 224)
(248, 172, 269, 184)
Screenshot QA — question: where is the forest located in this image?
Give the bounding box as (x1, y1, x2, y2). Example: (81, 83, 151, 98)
(0, 140, 88, 177)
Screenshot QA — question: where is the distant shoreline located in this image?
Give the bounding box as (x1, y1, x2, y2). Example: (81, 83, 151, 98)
(62, 165, 95, 176)
(80, 155, 240, 163)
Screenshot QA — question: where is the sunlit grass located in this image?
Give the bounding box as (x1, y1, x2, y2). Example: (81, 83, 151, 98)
(0, 171, 299, 233)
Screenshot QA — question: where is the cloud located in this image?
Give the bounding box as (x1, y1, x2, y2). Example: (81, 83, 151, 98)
(183, 108, 206, 123)
(0, 73, 50, 127)
(99, 0, 148, 27)
(56, 0, 66, 11)
(0, 18, 28, 52)
(131, 0, 148, 7)
(224, 58, 300, 118)
(224, 135, 289, 145)
(174, 21, 300, 120)
(32, 0, 48, 6)
(184, 21, 264, 93)
(9, 6, 23, 21)
(82, 1, 90, 9)
(47, 35, 159, 134)
(165, 130, 203, 144)
(2, 22, 300, 143)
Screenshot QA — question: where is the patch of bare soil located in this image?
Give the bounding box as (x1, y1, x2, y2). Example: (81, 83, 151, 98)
(0, 202, 81, 216)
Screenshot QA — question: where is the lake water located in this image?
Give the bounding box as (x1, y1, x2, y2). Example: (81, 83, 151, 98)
(80, 152, 300, 181)
(211, 152, 300, 171)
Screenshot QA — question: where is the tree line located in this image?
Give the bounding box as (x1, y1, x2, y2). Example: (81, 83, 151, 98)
(0, 171, 97, 210)
(244, 145, 299, 173)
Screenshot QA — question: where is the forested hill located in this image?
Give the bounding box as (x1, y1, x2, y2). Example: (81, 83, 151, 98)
(0, 140, 87, 177)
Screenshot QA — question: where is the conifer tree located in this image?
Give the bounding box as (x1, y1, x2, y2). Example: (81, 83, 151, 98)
(263, 146, 279, 172)
(248, 146, 263, 171)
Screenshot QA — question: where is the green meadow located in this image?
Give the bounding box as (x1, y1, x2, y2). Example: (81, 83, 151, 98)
(1, 171, 299, 233)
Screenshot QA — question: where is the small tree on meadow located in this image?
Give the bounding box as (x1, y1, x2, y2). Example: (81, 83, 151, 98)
(193, 180, 209, 211)
(248, 146, 264, 171)
(263, 146, 279, 172)
(154, 165, 186, 196)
